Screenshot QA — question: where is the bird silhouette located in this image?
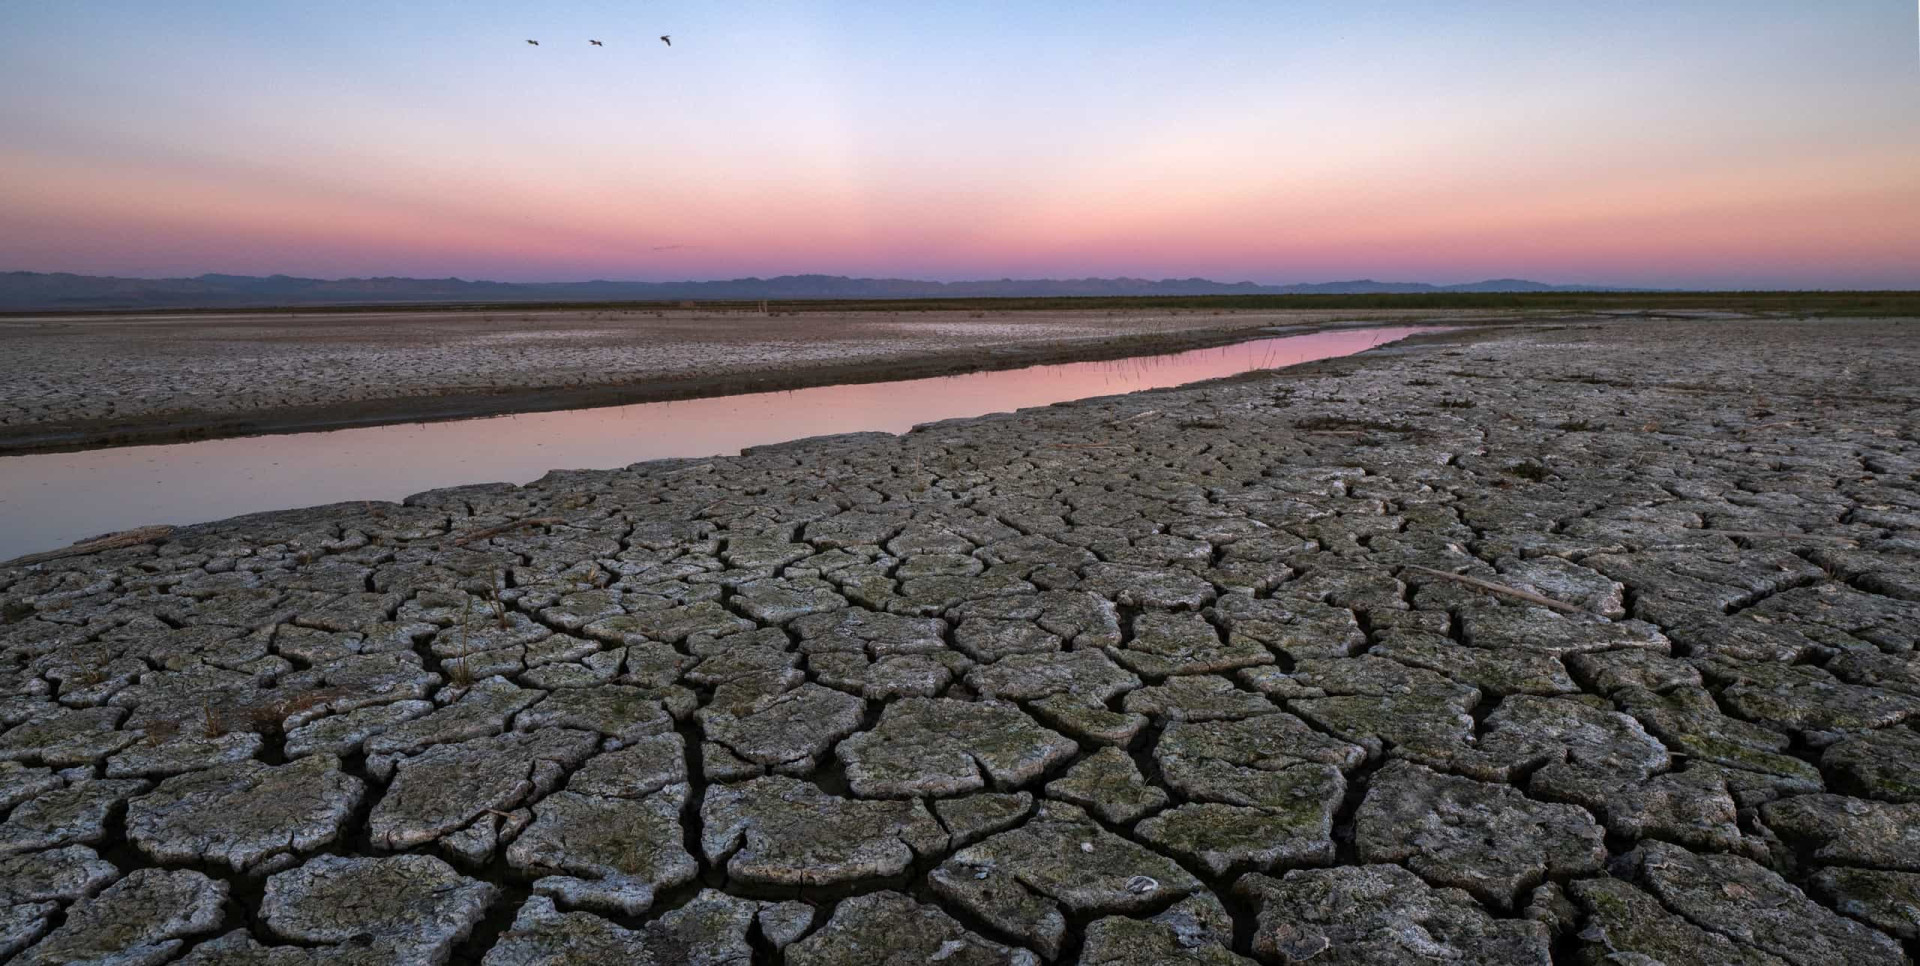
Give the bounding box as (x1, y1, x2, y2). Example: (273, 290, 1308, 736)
(659, 35, 671, 46)
(526, 39, 539, 46)
(589, 39, 603, 46)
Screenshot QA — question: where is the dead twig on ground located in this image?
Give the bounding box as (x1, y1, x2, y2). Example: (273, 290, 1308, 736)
(2, 525, 174, 568)
(451, 517, 562, 547)
(1401, 565, 1585, 615)
(1709, 530, 1859, 544)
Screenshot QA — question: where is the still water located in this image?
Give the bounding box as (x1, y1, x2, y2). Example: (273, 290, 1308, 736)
(0, 326, 1434, 560)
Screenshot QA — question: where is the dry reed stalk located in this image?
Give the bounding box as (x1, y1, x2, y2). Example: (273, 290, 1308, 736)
(450, 517, 562, 547)
(1401, 565, 1586, 616)
(3, 525, 174, 567)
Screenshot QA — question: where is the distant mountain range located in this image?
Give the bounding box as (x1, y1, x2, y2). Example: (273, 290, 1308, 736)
(0, 270, 1646, 311)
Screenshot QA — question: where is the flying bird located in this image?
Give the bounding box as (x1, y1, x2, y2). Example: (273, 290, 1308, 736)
(659, 35, 671, 46)
(589, 39, 603, 46)
(526, 39, 539, 45)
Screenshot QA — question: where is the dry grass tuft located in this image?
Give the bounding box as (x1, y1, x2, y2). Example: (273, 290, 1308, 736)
(1506, 460, 1552, 482)
(445, 658, 475, 688)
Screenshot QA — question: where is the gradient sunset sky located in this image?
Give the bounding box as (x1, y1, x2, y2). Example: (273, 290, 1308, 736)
(3, 1, 1917, 288)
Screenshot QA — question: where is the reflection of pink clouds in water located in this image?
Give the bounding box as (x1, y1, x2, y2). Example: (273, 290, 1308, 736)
(0, 327, 1436, 559)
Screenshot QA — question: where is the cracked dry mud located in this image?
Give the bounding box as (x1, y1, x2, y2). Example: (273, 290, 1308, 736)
(3, 316, 1919, 964)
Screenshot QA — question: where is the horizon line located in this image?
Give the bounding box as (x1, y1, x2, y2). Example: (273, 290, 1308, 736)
(13, 267, 1916, 292)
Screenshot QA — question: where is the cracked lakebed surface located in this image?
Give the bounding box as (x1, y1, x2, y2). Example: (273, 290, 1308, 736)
(2, 316, 1919, 964)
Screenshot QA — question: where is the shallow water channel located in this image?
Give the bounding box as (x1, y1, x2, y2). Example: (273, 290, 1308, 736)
(0, 325, 1436, 560)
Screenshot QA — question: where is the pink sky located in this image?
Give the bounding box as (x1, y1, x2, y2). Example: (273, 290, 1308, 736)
(3, 2, 1917, 288)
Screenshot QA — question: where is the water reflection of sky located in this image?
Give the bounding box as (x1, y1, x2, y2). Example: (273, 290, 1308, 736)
(0, 326, 1435, 559)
